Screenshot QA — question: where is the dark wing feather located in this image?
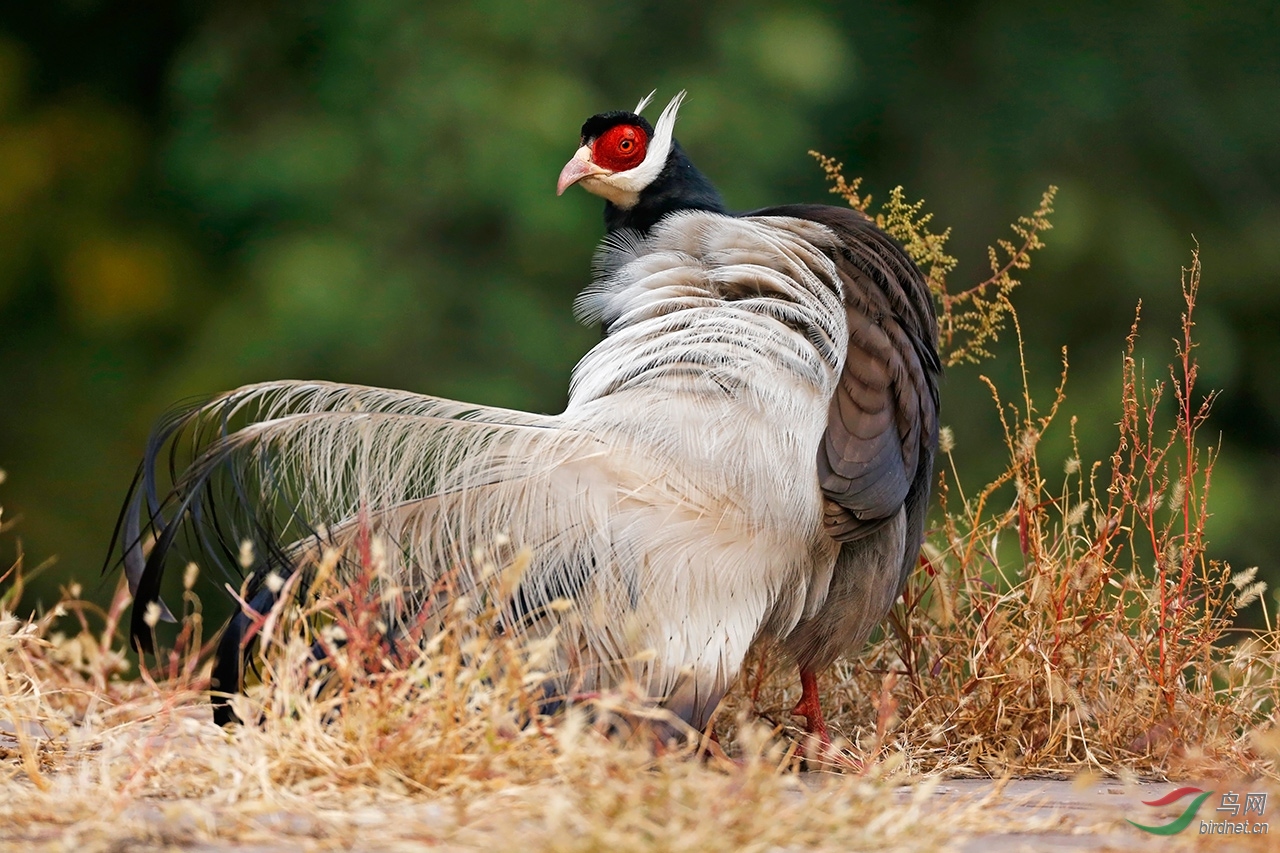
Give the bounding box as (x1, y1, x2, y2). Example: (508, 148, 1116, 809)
(750, 204, 940, 542)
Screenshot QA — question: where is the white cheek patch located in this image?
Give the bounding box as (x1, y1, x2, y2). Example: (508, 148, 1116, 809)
(603, 90, 686, 203)
(579, 174, 643, 209)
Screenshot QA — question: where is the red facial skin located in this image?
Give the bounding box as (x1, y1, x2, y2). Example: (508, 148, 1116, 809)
(591, 124, 647, 172)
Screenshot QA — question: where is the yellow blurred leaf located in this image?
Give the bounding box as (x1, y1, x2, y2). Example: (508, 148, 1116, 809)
(62, 235, 178, 329)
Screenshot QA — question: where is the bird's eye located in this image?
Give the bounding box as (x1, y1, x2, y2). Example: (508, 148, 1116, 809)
(619, 139, 633, 152)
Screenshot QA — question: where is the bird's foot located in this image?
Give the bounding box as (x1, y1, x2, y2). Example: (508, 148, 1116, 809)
(791, 667, 864, 771)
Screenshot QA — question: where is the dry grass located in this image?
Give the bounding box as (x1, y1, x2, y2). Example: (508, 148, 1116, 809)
(1, 546, 1002, 852)
(732, 257, 1280, 780)
(2, 174, 1279, 849)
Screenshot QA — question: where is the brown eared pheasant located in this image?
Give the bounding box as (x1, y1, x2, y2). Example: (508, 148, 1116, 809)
(113, 91, 940, 758)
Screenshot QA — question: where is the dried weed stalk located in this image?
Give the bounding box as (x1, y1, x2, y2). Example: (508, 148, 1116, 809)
(811, 152, 1056, 367)
(743, 160, 1279, 779)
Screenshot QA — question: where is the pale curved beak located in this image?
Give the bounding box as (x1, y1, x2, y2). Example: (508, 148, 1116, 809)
(557, 146, 609, 195)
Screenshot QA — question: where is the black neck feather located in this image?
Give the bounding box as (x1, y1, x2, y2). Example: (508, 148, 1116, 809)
(603, 140, 726, 235)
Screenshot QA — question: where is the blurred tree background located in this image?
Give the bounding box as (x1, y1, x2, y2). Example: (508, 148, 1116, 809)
(1, 1, 1276, 621)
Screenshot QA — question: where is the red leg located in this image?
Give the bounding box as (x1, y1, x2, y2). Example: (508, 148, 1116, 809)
(791, 667, 831, 745)
(791, 667, 862, 770)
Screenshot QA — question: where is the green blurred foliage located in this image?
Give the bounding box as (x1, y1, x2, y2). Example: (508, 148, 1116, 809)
(0, 1, 1276, 619)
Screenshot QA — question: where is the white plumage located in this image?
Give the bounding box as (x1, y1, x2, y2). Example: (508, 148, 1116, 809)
(123, 212, 856, 727)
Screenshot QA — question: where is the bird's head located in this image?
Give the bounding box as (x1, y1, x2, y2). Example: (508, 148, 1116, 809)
(558, 90, 725, 234)
(556, 90, 679, 207)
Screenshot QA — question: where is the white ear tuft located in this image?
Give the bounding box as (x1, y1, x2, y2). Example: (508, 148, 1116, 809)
(651, 90, 686, 146)
(634, 90, 657, 114)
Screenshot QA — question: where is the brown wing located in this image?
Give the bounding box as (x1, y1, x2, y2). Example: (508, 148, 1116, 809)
(751, 204, 941, 542)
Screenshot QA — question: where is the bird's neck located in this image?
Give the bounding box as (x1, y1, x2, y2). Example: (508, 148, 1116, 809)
(603, 142, 727, 235)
